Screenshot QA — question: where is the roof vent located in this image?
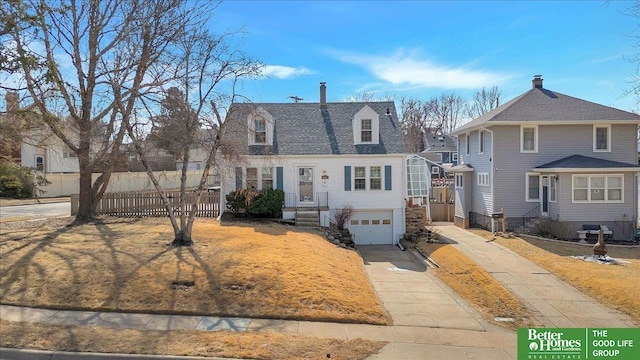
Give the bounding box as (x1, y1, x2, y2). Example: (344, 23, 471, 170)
(386, 108, 390, 115)
(532, 75, 543, 89)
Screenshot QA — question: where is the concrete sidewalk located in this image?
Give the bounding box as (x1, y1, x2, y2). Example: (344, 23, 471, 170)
(431, 223, 637, 328)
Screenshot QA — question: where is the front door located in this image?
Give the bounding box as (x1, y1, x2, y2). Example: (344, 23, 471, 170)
(541, 175, 549, 217)
(298, 167, 314, 204)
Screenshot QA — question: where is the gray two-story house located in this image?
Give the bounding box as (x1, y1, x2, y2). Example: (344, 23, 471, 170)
(449, 76, 640, 240)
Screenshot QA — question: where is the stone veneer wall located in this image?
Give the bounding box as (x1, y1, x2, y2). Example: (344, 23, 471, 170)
(406, 206, 427, 233)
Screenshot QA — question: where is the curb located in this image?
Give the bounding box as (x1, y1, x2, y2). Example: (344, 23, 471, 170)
(0, 348, 240, 360)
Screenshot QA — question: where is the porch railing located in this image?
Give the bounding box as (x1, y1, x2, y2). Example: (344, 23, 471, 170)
(284, 192, 328, 208)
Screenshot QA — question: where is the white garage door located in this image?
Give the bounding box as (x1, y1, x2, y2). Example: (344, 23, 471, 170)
(349, 210, 393, 245)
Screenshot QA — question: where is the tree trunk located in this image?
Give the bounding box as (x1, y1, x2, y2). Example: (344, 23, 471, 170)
(171, 228, 193, 247)
(75, 153, 96, 221)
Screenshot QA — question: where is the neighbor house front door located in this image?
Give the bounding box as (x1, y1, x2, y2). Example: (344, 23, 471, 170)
(298, 167, 314, 204)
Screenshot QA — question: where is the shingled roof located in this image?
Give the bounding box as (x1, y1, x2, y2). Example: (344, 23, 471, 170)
(451, 77, 640, 135)
(533, 154, 640, 172)
(227, 101, 406, 156)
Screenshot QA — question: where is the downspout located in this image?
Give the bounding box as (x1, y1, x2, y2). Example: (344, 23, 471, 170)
(398, 154, 408, 246)
(483, 127, 496, 232)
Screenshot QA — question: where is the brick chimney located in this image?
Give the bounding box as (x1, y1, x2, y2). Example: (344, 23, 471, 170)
(5, 92, 19, 111)
(532, 75, 543, 89)
(319, 82, 326, 108)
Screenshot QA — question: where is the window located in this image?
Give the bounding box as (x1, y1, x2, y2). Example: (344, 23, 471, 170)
(465, 134, 470, 155)
(361, 119, 372, 142)
(406, 156, 429, 196)
(477, 173, 489, 187)
(521, 126, 537, 152)
(261, 167, 273, 190)
(549, 175, 557, 202)
(479, 130, 485, 154)
(455, 173, 463, 189)
(452, 152, 458, 162)
(431, 166, 440, 175)
(254, 118, 266, 144)
(370, 166, 382, 190)
(526, 173, 540, 201)
(246, 167, 258, 189)
(35, 156, 44, 171)
(354, 166, 366, 190)
(572, 174, 623, 203)
(63, 148, 76, 158)
(593, 125, 610, 152)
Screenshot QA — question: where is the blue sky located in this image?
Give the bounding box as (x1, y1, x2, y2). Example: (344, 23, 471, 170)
(215, 0, 640, 113)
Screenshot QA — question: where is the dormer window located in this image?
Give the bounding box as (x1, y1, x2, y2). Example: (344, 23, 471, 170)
(361, 119, 372, 142)
(248, 107, 274, 146)
(254, 118, 266, 144)
(353, 105, 380, 145)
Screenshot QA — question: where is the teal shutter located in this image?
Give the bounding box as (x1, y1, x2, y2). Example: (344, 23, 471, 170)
(235, 167, 243, 190)
(384, 165, 392, 191)
(344, 166, 351, 191)
(276, 167, 283, 190)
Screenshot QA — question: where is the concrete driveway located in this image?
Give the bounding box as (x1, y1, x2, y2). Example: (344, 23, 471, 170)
(0, 202, 71, 220)
(358, 245, 492, 332)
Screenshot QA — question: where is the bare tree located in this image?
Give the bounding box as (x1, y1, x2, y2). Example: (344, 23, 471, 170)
(466, 86, 502, 119)
(126, 18, 262, 246)
(427, 93, 466, 135)
(0, 0, 212, 220)
(399, 97, 428, 152)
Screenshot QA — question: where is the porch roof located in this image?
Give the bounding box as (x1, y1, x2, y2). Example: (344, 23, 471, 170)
(533, 154, 640, 173)
(446, 163, 474, 173)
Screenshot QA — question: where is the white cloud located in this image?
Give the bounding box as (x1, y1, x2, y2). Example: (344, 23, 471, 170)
(261, 65, 312, 79)
(330, 48, 508, 90)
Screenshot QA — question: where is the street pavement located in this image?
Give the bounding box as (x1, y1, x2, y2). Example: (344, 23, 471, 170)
(2, 223, 637, 359)
(0, 202, 71, 220)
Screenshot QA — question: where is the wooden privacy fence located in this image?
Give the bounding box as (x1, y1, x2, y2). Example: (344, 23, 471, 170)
(429, 202, 455, 222)
(71, 189, 220, 217)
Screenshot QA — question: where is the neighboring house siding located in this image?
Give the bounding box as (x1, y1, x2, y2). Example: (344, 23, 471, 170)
(463, 129, 493, 217)
(492, 124, 637, 218)
(558, 173, 636, 222)
(22, 142, 79, 173)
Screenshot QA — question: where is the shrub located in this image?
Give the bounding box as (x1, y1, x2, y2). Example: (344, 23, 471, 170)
(0, 162, 35, 198)
(333, 205, 353, 229)
(226, 188, 284, 217)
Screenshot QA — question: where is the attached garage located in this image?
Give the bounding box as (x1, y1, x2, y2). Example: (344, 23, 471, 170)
(348, 210, 393, 245)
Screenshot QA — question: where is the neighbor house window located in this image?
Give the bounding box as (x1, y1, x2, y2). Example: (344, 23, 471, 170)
(521, 126, 537, 152)
(452, 152, 458, 162)
(477, 173, 489, 187)
(572, 174, 623, 203)
(593, 125, 610, 152)
(254, 118, 266, 144)
(455, 173, 463, 189)
(369, 166, 382, 190)
(261, 167, 273, 190)
(465, 133, 470, 155)
(549, 175, 557, 202)
(246, 167, 258, 189)
(35, 156, 44, 171)
(354, 166, 366, 190)
(431, 166, 440, 175)
(361, 119, 372, 142)
(63, 148, 76, 158)
(479, 130, 485, 154)
(526, 173, 540, 201)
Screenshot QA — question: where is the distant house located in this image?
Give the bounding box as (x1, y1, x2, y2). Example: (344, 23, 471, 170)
(422, 130, 458, 166)
(222, 82, 409, 245)
(449, 76, 640, 240)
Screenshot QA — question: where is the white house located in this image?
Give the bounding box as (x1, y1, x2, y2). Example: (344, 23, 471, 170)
(222, 82, 410, 245)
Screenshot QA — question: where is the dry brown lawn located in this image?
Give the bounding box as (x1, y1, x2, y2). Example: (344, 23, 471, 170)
(0, 217, 387, 325)
(415, 242, 535, 331)
(0, 320, 385, 360)
(467, 229, 640, 324)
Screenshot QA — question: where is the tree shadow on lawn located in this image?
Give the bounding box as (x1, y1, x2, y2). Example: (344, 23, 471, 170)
(0, 217, 289, 320)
